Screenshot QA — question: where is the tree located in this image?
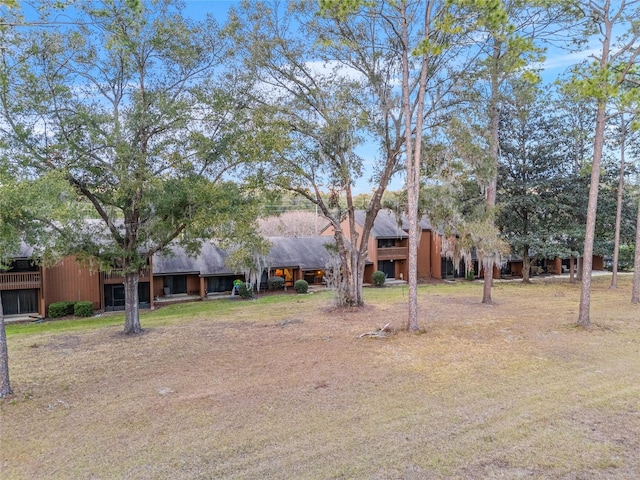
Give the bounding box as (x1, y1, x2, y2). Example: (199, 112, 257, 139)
(450, 0, 574, 303)
(0, 167, 78, 397)
(609, 111, 635, 287)
(238, 0, 463, 319)
(633, 194, 640, 303)
(0, 0, 264, 334)
(567, 0, 640, 327)
(496, 80, 568, 282)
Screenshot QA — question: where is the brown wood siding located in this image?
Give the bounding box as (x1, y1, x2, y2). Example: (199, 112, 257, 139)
(153, 277, 165, 299)
(593, 255, 604, 271)
(44, 256, 101, 312)
(417, 231, 432, 280)
(431, 235, 443, 279)
(549, 257, 562, 274)
(509, 261, 524, 276)
(101, 268, 151, 284)
(376, 246, 408, 261)
(186, 275, 200, 295)
(0, 271, 41, 290)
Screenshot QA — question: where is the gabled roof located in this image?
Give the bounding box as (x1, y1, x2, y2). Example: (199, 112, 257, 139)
(354, 210, 408, 239)
(401, 213, 433, 232)
(153, 236, 337, 276)
(266, 236, 336, 270)
(153, 242, 235, 276)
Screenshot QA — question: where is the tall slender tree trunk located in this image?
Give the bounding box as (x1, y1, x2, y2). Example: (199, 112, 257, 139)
(400, 1, 429, 331)
(0, 295, 13, 397)
(632, 195, 640, 304)
(577, 98, 607, 327)
(482, 39, 501, 305)
(569, 255, 575, 284)
(123, 272, 141, 335)
(522, 246, 531, 284)
(610, 113, 625, 289)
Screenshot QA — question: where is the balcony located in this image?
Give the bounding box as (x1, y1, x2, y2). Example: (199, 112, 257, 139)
(0, 271, 42, 290)
(376, 246, 408, 261)
(101, 268, 151, 283)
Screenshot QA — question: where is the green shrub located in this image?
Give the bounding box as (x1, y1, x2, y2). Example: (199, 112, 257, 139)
(238, 282, 253, 298)
(267, 276, 285, 290)
(74, 301, 94, 317)
(294, 279, 309, 294)
(48, 301, 75, 318)
(372, 270, 386, 287)
(466, 269, 475, 281)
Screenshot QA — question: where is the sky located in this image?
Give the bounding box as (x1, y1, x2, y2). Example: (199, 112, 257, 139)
(176, 0, 603, 195)
(15, 0, 601, 196)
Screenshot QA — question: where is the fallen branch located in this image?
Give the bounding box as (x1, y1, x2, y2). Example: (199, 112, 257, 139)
(359, 323, 391, 338)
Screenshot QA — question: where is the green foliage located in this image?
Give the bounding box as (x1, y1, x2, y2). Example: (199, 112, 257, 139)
(372, 270, 386, 287)
(466, 269, 475, 281)
(0, 0, 266, 333)
(48, 301, 75, 318)
(73, 301, 94, 317)
(238, 282, 253, 298)
(267, 276, 285, 290)
(294, 279, 309, 294)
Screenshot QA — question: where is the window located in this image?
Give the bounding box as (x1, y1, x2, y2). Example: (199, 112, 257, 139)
(377, 239, 396, 248)
(163, 275, 187, 295)
(1, 289, 38, 315)
(273, 268, 294, 286)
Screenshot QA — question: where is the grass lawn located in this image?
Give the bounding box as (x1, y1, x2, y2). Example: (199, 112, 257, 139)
(2, 275, 640, 479)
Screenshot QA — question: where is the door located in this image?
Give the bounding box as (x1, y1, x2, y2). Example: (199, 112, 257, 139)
(378, 260, 395, 279)
(104, 284, 126, 310)
(1, 289, 38, 315)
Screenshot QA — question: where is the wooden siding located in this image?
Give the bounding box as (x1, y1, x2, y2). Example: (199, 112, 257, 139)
(416, 231, 432, 280)
(101, 268, 151, 284)
(44, 257, 101, 311)
(376, 246, 408, 261)
(0, 271, 41, 290)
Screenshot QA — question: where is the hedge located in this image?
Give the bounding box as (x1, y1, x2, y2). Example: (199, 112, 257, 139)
(238, 282, 253, 298)
(372, 270, 386, 287)
(74, 301, 94, 317)
(267, 276, 285, 290)
(48, 301, 75, 318)
(49, 300, 94, 318)
(294, 279, 309, 294)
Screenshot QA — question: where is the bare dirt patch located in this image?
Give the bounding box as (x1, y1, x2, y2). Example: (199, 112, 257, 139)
(2, 276, 640, 479)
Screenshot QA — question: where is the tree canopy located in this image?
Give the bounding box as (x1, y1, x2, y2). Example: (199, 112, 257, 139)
(0, 0, 266, 333)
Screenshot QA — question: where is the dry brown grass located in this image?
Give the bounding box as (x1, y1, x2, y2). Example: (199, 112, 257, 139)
(2, 275, 640, 479)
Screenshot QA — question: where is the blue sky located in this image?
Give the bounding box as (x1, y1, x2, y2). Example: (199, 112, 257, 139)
(177, 1, 601, 194)
(15, 0, 597, 195)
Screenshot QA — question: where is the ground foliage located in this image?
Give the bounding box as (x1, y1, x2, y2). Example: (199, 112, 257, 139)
(2, 276, 640, 479)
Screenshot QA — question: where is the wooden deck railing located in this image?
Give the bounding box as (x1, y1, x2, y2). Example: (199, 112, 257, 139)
(0, 271, 41, 290)
(376, 246, 408, 260)
(101, 268, 151, 282)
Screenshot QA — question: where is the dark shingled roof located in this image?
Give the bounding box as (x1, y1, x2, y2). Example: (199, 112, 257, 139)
(153, 236, 338, 276)
(401, 213, 433, 232)
(354, 210, 408, 239)
(266, 236, 336, 270)
(153, 242, 235, 276)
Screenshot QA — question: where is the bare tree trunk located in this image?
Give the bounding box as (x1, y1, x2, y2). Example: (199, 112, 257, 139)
(482, 37, 501, 305)
(577, 256, 583, 281)
(0, 295, 13, 397)
(123, 273, 141, 334)
(577, 96, 607, 328)
(569, 255, 575, 284)
(400, 1, 429, 331)
(632, 195, 640, 303)
(522, 246, 531, 284)
(610, 113, 626, 289)
(482, 254, 494, 303)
